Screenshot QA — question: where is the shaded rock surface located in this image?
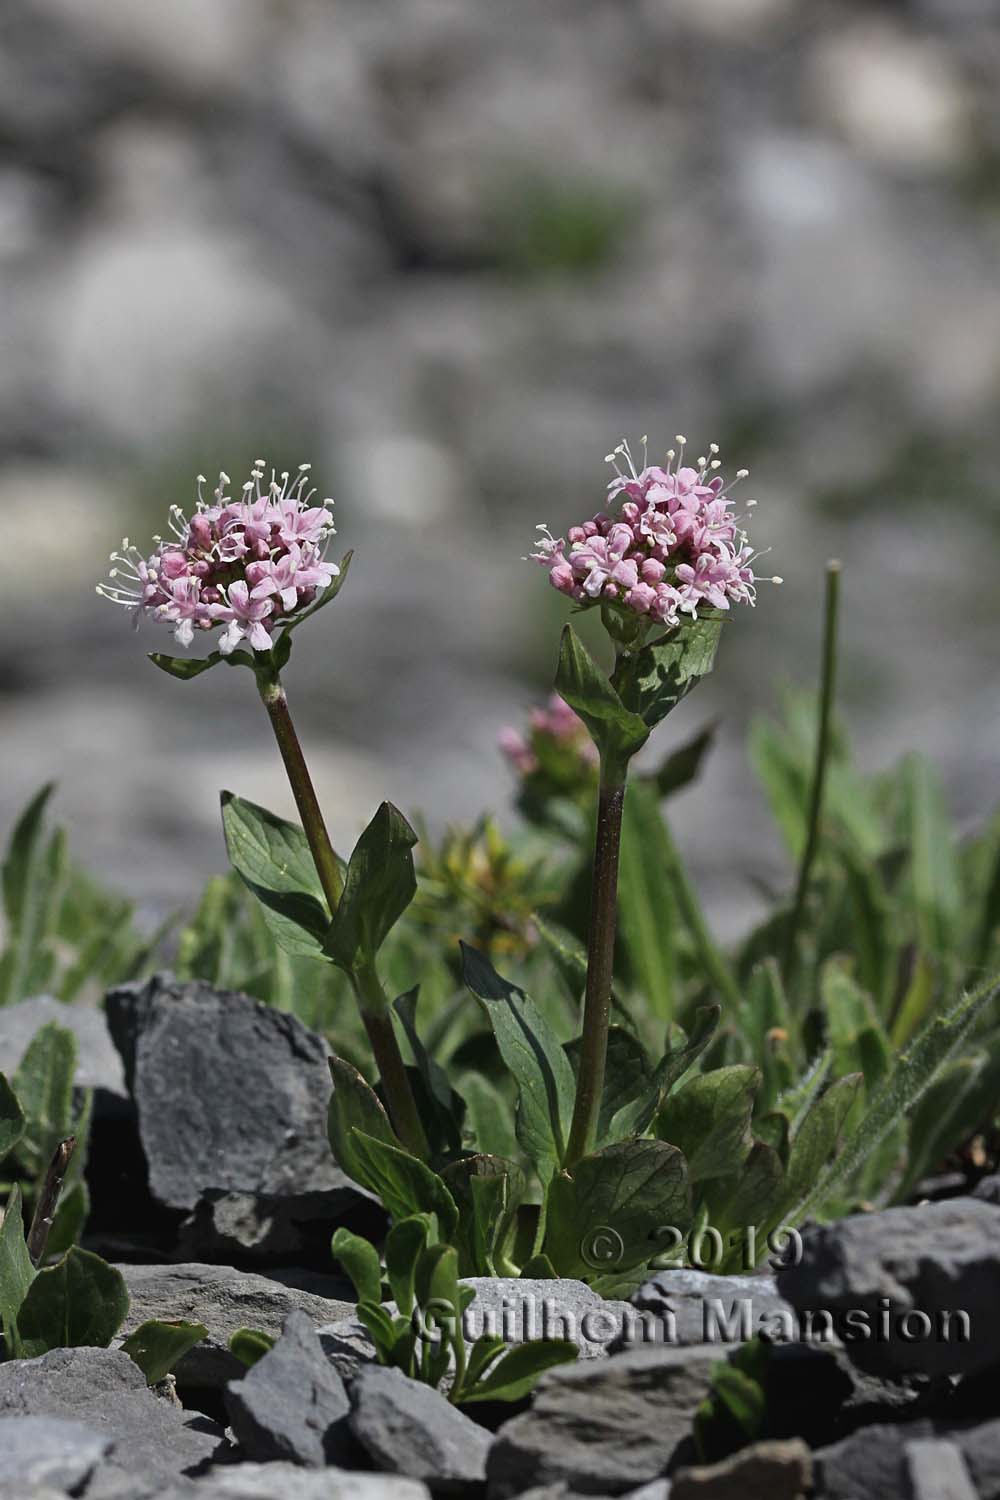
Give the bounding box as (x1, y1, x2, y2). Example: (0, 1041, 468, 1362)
(0, 1414, 113, 1491)
(115, 1262, 355, 1389)
(0, 1347, 225, 1485)
(177, 1186, 384, 1266)
(618, 1268, 792, 1349)
(905, 1438, 978, 1500)
(487, 1345, 719, 1497)
(349, 1362, 492, 1492)
(224, 1310, 354, 1468)
(777, 1198, 1000, 1377)
(814, 1418, 1000, 1500)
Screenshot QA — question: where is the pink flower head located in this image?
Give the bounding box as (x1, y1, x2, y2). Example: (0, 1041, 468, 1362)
(97, 459, 340, 655)
(530, 434, 777, 629)
(500, 693, 599, 781)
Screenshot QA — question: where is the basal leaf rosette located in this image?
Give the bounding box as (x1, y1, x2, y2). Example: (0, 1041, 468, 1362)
(97, 460, 345, 670)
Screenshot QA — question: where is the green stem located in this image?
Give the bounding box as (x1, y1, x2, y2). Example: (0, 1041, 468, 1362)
(565, 756, 628, 1167)
(255, 667, 428, 1160)
(353, 963, 430, 1161)
(782, 561, 842, 984)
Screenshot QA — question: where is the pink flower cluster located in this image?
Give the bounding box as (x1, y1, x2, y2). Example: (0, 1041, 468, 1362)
(532, 437, 777, 628)
(98, 461, 339, 654)
(499, 694, 599, 778)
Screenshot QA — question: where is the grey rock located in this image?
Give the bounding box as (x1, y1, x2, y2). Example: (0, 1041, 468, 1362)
(0, 994, 127, 1104)
(0, 1414, 112, 1490)
(487, 1345, 720, 1497)
(671, 1438, 811, 1499)
(225, 1309, 353, 1467)
(461, 1277, 638, 1358)
(761, 1339, 922, 1448)
(0, 1347, 225, 1484)
(617, 1269, 792, 1350)
(317, 1315, 379, 1383)
(813, 1421, 920, 1500)
(104, 974, 360, 1217)
(116, 1262, 355, 1389)
(958, 1417, 1000, 1500)
(349, 1362, 491, 1492)
(177, 1186, 382, 1265)
(180, 1466, 431, 1498)
(777, 1198, 1000, 1377)
(625, 1485, 672, 1500)
(973, 1173, 1000, 1205)
(905, 1439, 978, 1500)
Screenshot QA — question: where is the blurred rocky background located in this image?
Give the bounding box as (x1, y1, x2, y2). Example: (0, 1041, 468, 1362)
(1, 0, 998, 938)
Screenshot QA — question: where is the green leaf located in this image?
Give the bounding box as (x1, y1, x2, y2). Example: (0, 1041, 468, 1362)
(324, 803, 418, 972)
(645, 722, 717, 800)
(356, 1300, 401, 1364)
(622, 616, 723, 730)
(121, 1320, 208, 1385)
(394, 989, 465, 1158)
(331, 1228, 383, 1306)
(565, 1027, 652, 1146)
(350, 1131, 458, 1240)
(543, 1139, 692, 1279)
(230, 1328, 276, 1368)
(0, 1076, 26, 1162)
(656, 1065, 759, 1183)
(617, 781, 679, 1022)
(822, 962, 890, 1092)
(441, 1155, 525, 1277)
(327, 1054, 401, 1190)
(890, 953, 937, 1050)
(779, 1073, 863, 1220)
(462, 1333, 507, 1393)
(16, 1246, 129, 1357)
(555, 625, 649, 766)
(11, 1023, 77, 1179)
(460, 1339, 579, 1404)
(384, 1214, 435, 1319)
(0, 1185, 34, 1347)
(703, 1143, 788, 1272)
(460, 944, 576, 1183)
(0, 785, 64, 1008)
(798, 972, 1000, 1219)
(898, 754, 962, 959)
(221, 793, 331, 959)
(148, 652, 223, 681)
(459, 1073, 519, 1161)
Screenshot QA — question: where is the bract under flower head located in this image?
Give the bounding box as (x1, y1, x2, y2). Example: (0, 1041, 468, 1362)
(97, 461, 339, 654)
(531, 436, 779, 629)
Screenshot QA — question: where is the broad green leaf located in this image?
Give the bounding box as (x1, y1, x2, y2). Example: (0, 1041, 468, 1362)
(798, 973, 1000, 1219)
(384, 1214, 435, 1318)
(564, 1027, 651, 1146)
(16, 1246, 129, 1357)
(441, 1155, 525, 1277)
(221, 793, 330, 959)
(355, 1300, 400, 1363)
(780, 1073, 862, 1220)
(0, 1076, 25, 1162)
(543, 1139, 692, 1279)
(11, 1023, 77, 1179)
(460, 1073, 519, 1162)
(460, 1339, 579, 1404)
(607, 1007, 722, 1142)
(121, 1320, 208, 1385)
(461, 944, 576, 1183)
(394, 989, 465, 1159)
(331, 1228, 383, 1306)
(656, 1065, 759, 1183)
(617, 780, 678, 1022)
(461, 1334, 507, 1393)
(0, 1185, 34, 1344)
(148, 652, 223, 681)
(703, 1142, 787, 1272)
(621, 616, 723, 729)
(555, 625, 649, 766)
(645, 722, 717, 800)
(230, 1328, 275, 1368)
(327, 1053, 401, 1190)
(324, 803, 418, 972)
(350, 1131, 458, 1240)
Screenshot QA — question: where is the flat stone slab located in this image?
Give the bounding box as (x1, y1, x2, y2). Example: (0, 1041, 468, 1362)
(777, 1198, 1000, 1377)
(116, 1262, 355, 1388)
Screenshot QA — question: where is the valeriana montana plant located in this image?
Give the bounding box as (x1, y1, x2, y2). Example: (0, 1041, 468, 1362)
(99, 436, 998, 1310)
